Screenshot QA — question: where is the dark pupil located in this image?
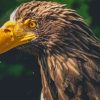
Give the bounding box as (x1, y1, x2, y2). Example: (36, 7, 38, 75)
(30, 22, 35, 27)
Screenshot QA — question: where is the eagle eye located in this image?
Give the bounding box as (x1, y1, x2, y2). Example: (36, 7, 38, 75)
(24, 19, 37, 28)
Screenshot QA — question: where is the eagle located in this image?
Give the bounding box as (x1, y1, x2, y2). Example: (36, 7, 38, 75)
(0, 1, 100, 100)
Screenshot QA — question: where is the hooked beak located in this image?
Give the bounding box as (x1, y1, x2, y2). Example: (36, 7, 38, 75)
(0, 20, 37, 54)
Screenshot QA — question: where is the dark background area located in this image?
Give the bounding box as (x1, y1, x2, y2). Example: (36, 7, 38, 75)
(0, 0, 100, 100)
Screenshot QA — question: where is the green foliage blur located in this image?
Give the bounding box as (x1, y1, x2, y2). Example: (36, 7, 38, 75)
(0, 0, 100, 79)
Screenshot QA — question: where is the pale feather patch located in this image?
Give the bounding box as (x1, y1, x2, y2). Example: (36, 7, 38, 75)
(10, 7, 19, 22)
(41, 92, 44, 100)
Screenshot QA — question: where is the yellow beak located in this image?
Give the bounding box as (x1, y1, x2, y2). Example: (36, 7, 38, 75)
(0, 20, 37, 54)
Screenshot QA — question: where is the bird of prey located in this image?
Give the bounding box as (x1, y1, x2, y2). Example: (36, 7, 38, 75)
(0, 1, 100, 100)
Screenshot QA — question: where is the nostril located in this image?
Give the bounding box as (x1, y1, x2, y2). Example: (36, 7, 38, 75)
(4, 29, 11, 33)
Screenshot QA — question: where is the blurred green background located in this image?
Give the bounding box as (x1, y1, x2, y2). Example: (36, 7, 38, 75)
(0, 0, 100, 100)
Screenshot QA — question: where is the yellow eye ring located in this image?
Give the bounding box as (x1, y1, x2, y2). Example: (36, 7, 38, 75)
(24, 19, 37, 28)
(29, 21, 36, 28)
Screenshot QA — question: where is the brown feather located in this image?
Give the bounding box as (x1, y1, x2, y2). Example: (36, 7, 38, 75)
(12, 1, 100, 100)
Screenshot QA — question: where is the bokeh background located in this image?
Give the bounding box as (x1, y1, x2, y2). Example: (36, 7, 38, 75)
(0, 0, 100, 100)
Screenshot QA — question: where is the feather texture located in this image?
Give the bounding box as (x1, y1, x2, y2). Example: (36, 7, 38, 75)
(11, 1, 100, 100)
